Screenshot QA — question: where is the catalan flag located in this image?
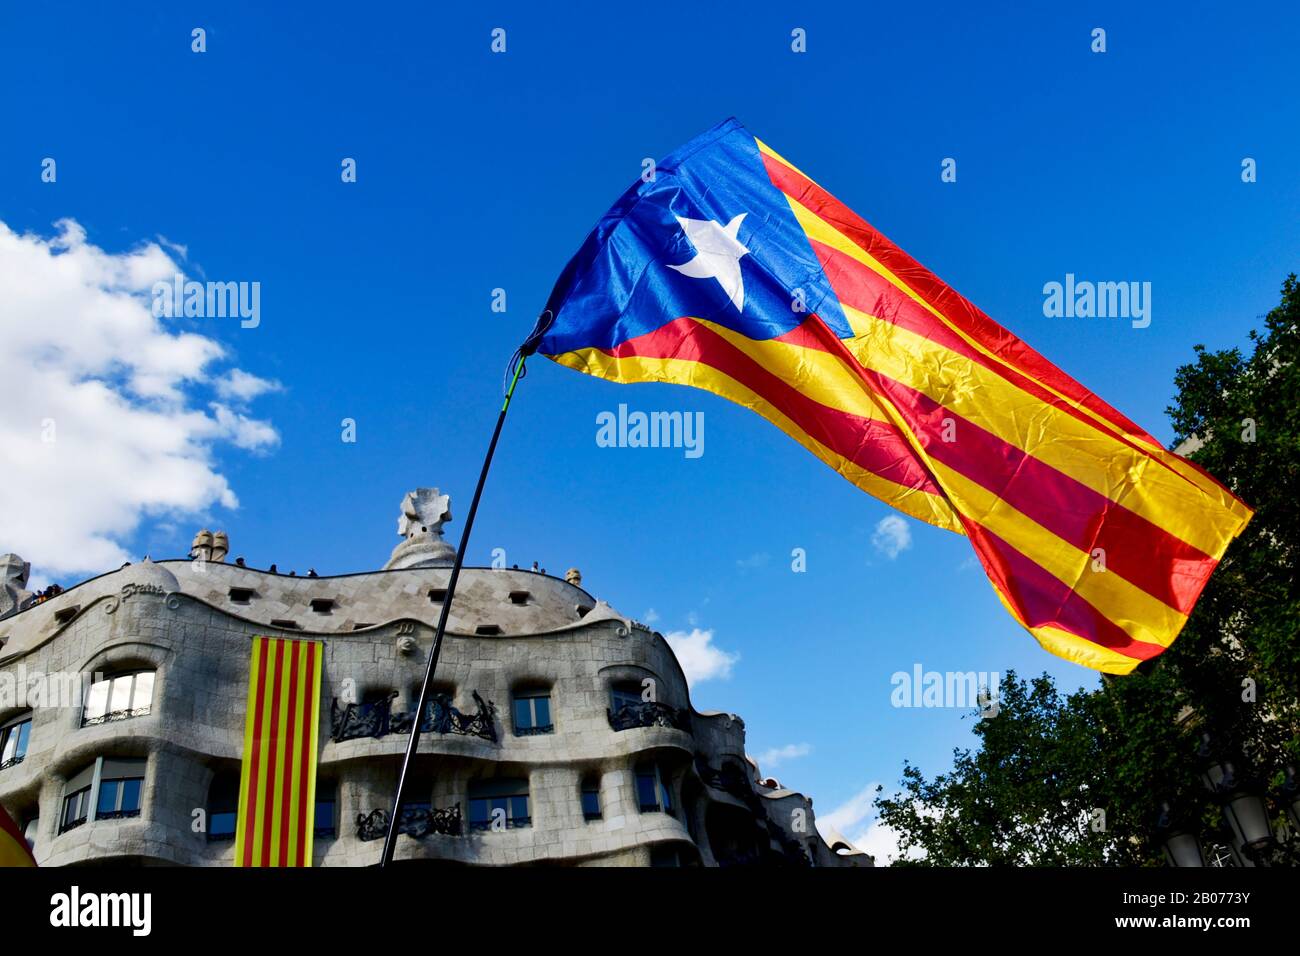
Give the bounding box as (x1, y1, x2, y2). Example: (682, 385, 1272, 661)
(0, 802, 35, 867)
(531, 118, 1252, 674)
(235, 636, 323, 866)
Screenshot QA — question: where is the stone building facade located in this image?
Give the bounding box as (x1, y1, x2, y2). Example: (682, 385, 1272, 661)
(0, 490, 869, 867)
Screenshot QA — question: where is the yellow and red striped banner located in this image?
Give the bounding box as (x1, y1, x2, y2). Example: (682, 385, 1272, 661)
(536, 119, 1253, 674)
(235, 636, 323, 867)
(0, 803, 35, 867)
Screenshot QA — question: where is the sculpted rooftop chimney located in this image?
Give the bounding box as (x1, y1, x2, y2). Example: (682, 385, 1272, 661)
(383, 488, 456, 570)
(0, 553, 33, 620)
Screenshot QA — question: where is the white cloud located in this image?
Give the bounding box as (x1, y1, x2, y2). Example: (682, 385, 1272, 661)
(210, 403, 279, 451)
(155, 235, 189, 261)
(819, 782, 924, 866)
(664, 627, 739, 686)
(215, 368, 282, 403)
(872, 514, 913, 560)
(642, 607, 660, 625)
(755, 742, 811, 769)
(0, 218, 279, 577)
(735, 551, 770, 570)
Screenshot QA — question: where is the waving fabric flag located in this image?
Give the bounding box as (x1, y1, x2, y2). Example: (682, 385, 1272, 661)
(235, 636, 323, 866)
(533, 118, 1252, 674)
(0, 802, 36, 867)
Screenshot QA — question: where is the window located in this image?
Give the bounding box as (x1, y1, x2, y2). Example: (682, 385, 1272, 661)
(61, 787, 91, 833)
(580, 783, 601, 822)
(315, 780, 337, 838)
(635, 764, 674, 815)
(310, 598, 334, 614)
(228, 587, 255, 604)
(512, 692, 553, 736)
(22, 816, 38, 852)
(60, 763, 95, 834)
(474, 624, 503, 636)
(611, 684, 644, 713)
(96, 758, 146, 820)
(59, 758, 146, 834)
(428, 589, 447, 603)
(508, 590, 530, 605)
(0, 713, 32, 770)
(467, 779, 530, 831)
(207, 773, 239, 842)
(269, 619, 301, 630)
(97, 778, 142, 820)
(83, 671, 154, 726)
(53, 606, 80, 625)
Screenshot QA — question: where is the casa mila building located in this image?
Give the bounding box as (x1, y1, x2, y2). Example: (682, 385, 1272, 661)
(0, 489, 870, 867)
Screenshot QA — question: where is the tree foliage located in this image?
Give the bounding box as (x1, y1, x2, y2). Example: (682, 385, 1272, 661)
(876, 275, 1300, 865)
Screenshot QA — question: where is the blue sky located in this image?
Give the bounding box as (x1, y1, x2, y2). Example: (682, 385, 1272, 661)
(3, 2, 1297, 857)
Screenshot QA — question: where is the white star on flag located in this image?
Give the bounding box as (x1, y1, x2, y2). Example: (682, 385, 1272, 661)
(667, 213, 749, 311)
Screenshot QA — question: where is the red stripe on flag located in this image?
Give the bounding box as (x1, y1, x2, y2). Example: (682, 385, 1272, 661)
(962, 518, 1165, 660)
(259, 638, 286, 867)
(609, 317, 947, 497)
(297, 642, 315, 866)
(280, 640, 300, 868)
(0, 803, 34, 865)
(770, 318, 1215, 614)
(807, 238, 1170, 461)
(760, 150, 1162, 447)
(241, 638, 269, 867)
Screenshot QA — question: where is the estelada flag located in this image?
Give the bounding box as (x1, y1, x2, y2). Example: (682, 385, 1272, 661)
(527, 118, 1252, 674)
(0, 802, 36, 867)
(235, 636, 323, 866)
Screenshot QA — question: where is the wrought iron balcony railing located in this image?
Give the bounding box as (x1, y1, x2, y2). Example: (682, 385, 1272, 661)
(95, 808, 142, 822)
(331, 691, 497, 743)
(0, 754, 24, 772)
(330, 692, 397, 740)
(514, 723, 554, 737)
(606, 700, 689, 733)
(356, 803, 462, 841)
(696, 759, 759, 807)
(82, 706, 151, 727)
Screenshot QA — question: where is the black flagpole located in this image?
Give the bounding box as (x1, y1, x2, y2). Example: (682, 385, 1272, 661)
(379, 353, 528, 867)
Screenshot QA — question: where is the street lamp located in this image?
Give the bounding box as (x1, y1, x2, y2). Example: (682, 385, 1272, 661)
(1280, 765, 1300, 835)
(1155, 801, 1205, 867)
(1197, 734, 1275, 864)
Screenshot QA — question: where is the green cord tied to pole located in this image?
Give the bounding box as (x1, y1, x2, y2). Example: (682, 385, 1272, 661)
(502, 352, 526, 412)
(503, 308, 553, 400)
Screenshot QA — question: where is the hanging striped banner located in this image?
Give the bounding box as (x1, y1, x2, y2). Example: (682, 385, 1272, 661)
(234, 636, 323, 867)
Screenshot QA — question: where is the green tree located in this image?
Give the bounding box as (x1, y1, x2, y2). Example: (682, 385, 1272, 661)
(876, 275, 1300, 865)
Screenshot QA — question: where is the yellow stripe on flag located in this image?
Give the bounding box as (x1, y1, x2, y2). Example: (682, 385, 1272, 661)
(233, 636, 323, 867)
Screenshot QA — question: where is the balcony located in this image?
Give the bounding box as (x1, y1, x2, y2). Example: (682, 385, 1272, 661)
(356, 804, 462, 841)
(95, 808, 142, 822)
(607, 701, 689, 733)
(514, 724, 554, 737)
(82, 706, 151, 728)
(0, 754, 24, 773)
(330, 691, 497, 744)
(696, 759, 765, 814)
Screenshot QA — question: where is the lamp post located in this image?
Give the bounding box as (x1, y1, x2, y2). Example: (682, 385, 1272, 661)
(1197, 734, 1275, 866)
(1280, 765, 1300, 835)
(1155, 801, 1205, 867)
